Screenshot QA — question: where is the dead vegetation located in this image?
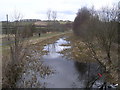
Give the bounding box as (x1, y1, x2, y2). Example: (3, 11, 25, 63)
(59, 33, 118, 84)
(2, 31, 70, 88)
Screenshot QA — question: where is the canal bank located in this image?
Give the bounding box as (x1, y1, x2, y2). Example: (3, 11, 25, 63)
(16, 36, 107, 88)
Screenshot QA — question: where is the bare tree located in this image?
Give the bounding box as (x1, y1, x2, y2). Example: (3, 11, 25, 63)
(73, 6, 118, 64)
(73, 6, 118, 88)
(52, 11, 57, 31)
(52, 11, 57, 21)
(96, 6, 118, 63)
(47, 9, 52, 21)
(3, 11, 27, 87)
(46, 9, 52, 32)
(11, 11, 25, 64)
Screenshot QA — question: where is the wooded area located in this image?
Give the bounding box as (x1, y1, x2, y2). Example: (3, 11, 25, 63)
(73, 6, 119, 88)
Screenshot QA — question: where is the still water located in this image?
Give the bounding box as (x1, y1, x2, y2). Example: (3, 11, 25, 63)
(40, 37, 104, 88)
(16, 37, 118, 88)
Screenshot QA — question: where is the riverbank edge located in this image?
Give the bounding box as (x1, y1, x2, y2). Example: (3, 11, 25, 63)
(60, 34, 119, 86)
(2, 31, 72, 88)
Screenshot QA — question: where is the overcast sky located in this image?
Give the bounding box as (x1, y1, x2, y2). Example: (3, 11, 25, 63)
(0, 0, 119, 21)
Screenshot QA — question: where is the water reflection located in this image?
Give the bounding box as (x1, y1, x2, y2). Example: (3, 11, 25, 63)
(74, 61, 104, 88)
(41, 37, 105, 88)
(43, 38, 71, 59)
(75, 62, 87, 79)
(16, 37, 117, 88)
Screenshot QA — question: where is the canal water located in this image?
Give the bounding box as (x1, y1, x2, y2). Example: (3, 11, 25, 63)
(40, 37, 104, 88)
(17, 37, 118, 88)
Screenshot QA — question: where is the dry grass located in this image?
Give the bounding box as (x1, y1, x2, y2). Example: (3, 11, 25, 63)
(60, 33, 119, 84)
(2, 47, 12, 87)
(60, 43, 71, 46)
(2, 31, 71, 88)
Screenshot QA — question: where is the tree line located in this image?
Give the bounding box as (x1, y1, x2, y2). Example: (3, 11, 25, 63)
(73, 6, 118, 63)
(73, 6, 119, 88)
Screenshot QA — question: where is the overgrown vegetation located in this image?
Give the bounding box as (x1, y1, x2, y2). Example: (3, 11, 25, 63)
(2, 21, 70, 88)
(72, 6, 119, 87)
(1, 4, 119, 88)
(2, 11, 72, 87)
(2, 13, 28, 88)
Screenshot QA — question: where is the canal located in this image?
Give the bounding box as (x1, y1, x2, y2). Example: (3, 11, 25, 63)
(16, 37, 117, 88)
